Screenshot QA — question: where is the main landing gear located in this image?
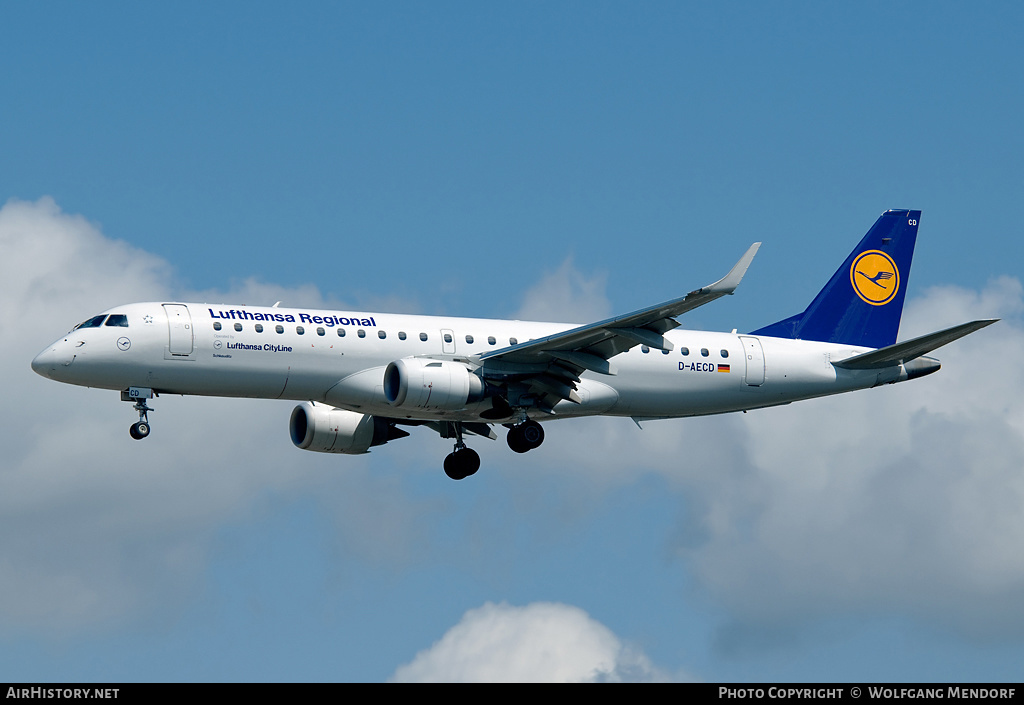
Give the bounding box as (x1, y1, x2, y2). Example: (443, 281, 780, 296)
(444, 423, 480, 481)
(506, 419, 544, 454)
(442, 419, 545, 480)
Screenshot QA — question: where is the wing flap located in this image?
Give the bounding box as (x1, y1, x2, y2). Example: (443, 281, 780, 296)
(530, 374, 582, 404)
(544, 350, 618, 376)
(426, 420, 497, 440)
(613, 326, 674, 351)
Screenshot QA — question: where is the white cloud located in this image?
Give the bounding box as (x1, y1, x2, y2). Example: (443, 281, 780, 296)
(0, 197, 438, 635)
(514, 257, 611, 324)
(390, 601, 672, 682)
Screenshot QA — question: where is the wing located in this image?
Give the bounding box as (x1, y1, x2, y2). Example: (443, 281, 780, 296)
(474, 243, 761, 411)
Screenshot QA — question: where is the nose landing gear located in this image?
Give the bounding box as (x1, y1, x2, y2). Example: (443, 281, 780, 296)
(129, 399, 152, 440)
(122, 387, 155, 440)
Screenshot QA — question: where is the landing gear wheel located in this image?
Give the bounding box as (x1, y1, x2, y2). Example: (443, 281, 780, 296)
(129, 421, 150, 440)
(520, 420, 544, 449)
(507, 420, 544, 453)
(507, 426, 529, 454)
(444, 447, 481, 480)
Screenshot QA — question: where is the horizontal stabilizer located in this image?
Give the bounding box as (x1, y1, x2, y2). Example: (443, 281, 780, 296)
(833, 319, 998, 370)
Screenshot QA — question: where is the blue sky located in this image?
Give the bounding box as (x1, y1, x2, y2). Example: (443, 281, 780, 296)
(3, 2, 1024, 682)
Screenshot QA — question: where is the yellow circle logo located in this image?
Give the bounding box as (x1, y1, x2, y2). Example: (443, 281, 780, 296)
(850, 250, 899, 306)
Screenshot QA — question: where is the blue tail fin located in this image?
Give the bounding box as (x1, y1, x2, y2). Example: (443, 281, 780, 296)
(750, 209, 921, 348)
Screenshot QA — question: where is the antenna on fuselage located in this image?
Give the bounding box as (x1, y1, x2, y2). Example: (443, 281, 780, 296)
(272, 301, 281, 308)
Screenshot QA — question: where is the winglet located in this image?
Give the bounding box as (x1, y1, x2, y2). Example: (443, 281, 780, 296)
(699, 242, 761, 296)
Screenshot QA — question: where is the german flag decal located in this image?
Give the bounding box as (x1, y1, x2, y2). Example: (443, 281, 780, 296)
(717, 364, 730, 373)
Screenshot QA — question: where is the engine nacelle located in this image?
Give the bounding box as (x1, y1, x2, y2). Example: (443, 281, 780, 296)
(289, 402, 391, 454)
(383, 358, 485, 411)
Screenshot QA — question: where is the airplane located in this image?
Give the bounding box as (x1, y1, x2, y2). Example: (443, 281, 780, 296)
(31, 209, 997, 480)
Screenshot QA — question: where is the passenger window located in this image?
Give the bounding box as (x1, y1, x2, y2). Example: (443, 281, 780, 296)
(662, 348, 670, 355)
(105, 314, 129, 327)
(234, 323, 243, 332)
(443, 333, 453, 343)
(276, 325, 284, 334)
(720, 350, 729, 358)
(465, 334, 474, 344)
(488, 336, 496, 345)
(213, 322, 222, 331)
(255, 324, 264, 333)
(296, 326, 305, 335)
(509, 337, 518, 345)
(701, 348, 709, 357)
(378, 330, 386, 339)
(317, 327, 325, 336)
(419, 332, 428, 342)
(337, 328, 346, 337)
(680, 347, 689, 356)
(358, 329, 366, 338)
(641, 345, 650, 354)
(399, 331, 407, 340)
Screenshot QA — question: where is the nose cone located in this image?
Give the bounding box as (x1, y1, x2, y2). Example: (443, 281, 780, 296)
(32, 347, 56, 378)
(31, 342, 72, 379)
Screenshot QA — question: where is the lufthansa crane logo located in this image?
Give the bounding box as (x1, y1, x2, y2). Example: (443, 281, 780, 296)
(850, 250, 900, 306)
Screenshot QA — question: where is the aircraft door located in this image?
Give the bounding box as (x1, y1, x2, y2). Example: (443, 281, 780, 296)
(441, 329, 456, 354)
(739, 336, 765, 386)
(163, 304, 194, 356)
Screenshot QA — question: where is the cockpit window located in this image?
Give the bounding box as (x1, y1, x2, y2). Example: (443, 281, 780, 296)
(74, 315, 107, 330)
(105, 314, 129, 327)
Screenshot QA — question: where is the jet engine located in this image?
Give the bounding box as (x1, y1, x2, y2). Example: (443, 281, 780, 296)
(383, 358, 486, 411)
(289, 402, 405, 454)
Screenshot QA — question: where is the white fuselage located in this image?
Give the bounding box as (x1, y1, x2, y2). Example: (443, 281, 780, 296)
(32, 302, 907, 424)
